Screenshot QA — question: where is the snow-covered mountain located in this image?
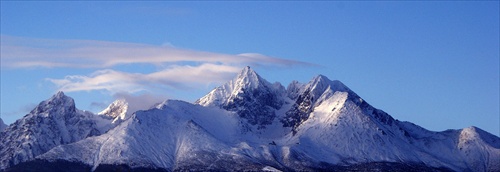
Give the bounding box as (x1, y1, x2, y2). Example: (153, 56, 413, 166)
(98, 99, 129, 123)
(2, 67, 499, 172)
(281, 74, 352, 134)
(0, 92, 114, 170)
(196, 66, 287, 130)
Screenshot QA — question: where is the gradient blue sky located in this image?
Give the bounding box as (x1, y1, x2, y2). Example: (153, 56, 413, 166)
(1, 1, 499, 136)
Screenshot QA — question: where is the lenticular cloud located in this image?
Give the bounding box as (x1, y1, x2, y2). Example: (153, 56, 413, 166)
(0, 35, 309, 68)
(2, 35, 310, 95)
(47, 64, 241, 94)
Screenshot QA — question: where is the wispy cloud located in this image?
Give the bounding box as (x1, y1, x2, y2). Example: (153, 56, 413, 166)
(112, 92, 166, 115)
(1, 35, 311, 95)
(1, 35, 309, 68)
(46, 64, 241, 93)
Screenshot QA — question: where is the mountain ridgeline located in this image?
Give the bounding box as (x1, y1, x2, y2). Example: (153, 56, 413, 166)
(1, 66, 499, 172)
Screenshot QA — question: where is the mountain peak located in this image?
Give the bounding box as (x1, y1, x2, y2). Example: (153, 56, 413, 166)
(99, 99, 129, 122)
(0, 92, 112, 169)
(30, 91, 75, 115)
(54, 91, 65, 97)
(196, 66, 274, 107)
(233, 66, 265, 90)
(312, 74, 329, 81)
(196, 66, 285, 128)
(50, 91, 69, 101)
(309, 75, 331, 90)
(45, 91, 75, 107)
(240, 66, 253, 74)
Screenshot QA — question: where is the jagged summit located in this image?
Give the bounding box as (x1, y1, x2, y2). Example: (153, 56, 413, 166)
(53, 91, 66, 98)
(49, 91, 70, 103)
(196, 66, 285, 129)
(309, 75, 351, 94)
(195, 66, 278, 107)
(98, 99, 129, 123)
(232, 66, 267, 90)
(226, 66, 275, 98)
(30, 91, 75, 116)
(281, 74, 355, 132)
(0, 92, 114, 169)
(311, 74, 330, 82)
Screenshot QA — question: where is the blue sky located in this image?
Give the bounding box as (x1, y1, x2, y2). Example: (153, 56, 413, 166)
(1, 1, 499, 136)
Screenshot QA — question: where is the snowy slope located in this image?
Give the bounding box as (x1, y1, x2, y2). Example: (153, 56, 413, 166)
(0, 92, 114, 170)
(3, 67, 500, 172)
(457, 126, 500, 171)
(38, 100, 281, 171)
(279, 74, 500, 171)
(283, 91, 437, 167)
(281, 75, 352, 133)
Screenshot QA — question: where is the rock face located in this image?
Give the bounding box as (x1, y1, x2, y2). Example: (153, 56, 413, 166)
(0, 92, 113, 170)
(281, 75, 353, 134)
(1, 67, 499, 172)
(195, 66, 286, 130)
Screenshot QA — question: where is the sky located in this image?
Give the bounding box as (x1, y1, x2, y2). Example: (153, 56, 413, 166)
(1, 1, 499, 136)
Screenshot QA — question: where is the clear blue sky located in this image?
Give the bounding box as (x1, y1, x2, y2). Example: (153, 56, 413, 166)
(1, 1, 499, 136)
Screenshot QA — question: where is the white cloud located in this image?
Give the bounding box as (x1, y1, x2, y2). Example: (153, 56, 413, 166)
(0, 35, 309, 68)
(1, 35, 312, 95)
(112, 92, 166, 115)
(47, 64, 241, 94)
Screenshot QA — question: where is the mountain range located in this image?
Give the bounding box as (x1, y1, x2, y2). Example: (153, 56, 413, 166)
(1, 66, 499, 172)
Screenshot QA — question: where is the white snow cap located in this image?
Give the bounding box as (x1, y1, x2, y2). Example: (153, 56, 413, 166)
(195, 66, 273, 107)
(29, 91, 75, 116)
(233, 66, 265, 89)
(98, 99, 129, 123)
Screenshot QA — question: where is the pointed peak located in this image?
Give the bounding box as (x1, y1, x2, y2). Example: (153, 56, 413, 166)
(111, 99, 128, 107)
(232, 66, 268, 89)
(314, 74, 329, 80)
(99, 99, 129, 121)
(51, 91, 68, 99)
(308, 75, 333, 89)
(30, 91, 76, 115)
(310, 75, 349, 90)
(55, 91, 65, 96)
(237, 66, 258, 78)
(99, 99, 128, 113)
(47, 91, 73, 103)
(299, 74, 353, 104)
(43, 91, 74, 107)
(311, 74, 334, 84)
